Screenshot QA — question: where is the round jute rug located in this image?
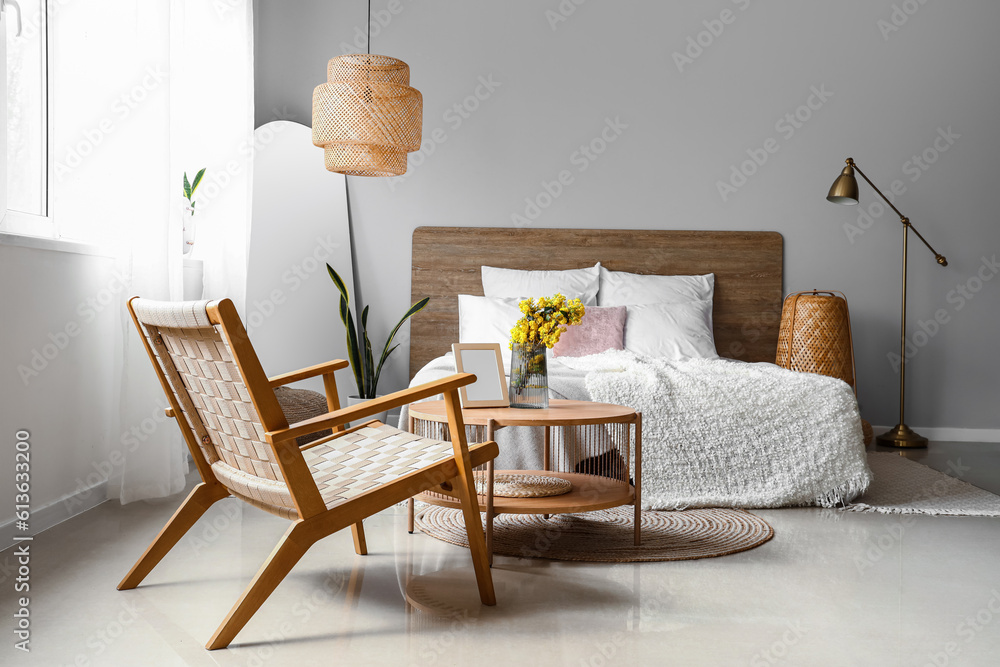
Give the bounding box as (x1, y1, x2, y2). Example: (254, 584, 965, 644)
(414, 506, 774, 563)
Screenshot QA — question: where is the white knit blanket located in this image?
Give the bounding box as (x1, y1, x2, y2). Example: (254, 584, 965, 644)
(401, 351, 871, 509)
(560, 351, 872, 509)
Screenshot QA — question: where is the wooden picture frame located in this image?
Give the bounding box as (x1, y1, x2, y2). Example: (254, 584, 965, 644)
(452, 343, 509, 408)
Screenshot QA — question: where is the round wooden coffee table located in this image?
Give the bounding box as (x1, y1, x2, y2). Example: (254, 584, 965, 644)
(407, 399, 642, 564)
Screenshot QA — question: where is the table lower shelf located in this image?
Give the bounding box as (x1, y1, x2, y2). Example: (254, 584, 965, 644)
(416, 470, 635, 515)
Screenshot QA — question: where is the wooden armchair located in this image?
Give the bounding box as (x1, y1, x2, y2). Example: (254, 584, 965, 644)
(118, 297, 498, 649)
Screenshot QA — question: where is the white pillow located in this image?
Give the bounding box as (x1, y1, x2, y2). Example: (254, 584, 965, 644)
(457, 294, 522, 365)
(481, 264, 600, 306)
(624, 300, 719, 360)
(598, 267, 714, 306)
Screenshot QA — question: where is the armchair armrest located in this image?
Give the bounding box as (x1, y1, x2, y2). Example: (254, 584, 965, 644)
(268, 359, 350, 388)
(266, 373, 476, 445)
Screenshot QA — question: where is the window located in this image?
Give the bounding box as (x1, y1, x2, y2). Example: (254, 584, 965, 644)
(2, 0, 52, 237)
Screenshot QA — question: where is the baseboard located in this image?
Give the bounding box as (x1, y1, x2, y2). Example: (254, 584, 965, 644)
(871, 426, 1000, 444)
(0, 481, 109, 551)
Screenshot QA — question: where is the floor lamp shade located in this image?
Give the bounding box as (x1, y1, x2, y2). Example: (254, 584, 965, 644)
(826, 164, 860, 205)
(312, 54, 422, 177)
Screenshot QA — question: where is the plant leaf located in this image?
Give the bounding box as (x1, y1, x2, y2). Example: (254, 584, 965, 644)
(339, 295, 364, 395)
(360, 305, 374, 398)
(190, 168, 206, 195)
(372, 296, 430, 393)
(183, 173, 191, 200)
(363, 332, 375, 399)
(330, 266, 367, 395)
(327, 263, 351, 305)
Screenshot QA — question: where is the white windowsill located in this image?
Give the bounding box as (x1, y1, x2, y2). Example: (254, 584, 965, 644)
(0, 230, 112, 258)
(2, 209, 107, 257)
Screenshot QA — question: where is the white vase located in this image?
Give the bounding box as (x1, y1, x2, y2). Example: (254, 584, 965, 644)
(182, 258, 204, 300)
(347, 395, 388, 427)
(182, 209, 196, 255)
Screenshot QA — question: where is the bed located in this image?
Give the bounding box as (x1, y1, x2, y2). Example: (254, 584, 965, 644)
(404, 226, 871, 509)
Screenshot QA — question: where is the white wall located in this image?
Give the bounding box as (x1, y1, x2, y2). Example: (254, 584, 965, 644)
(0, 242, 119, 543)
(256, 0, 1000, 431)
(246, 120, 357, 404)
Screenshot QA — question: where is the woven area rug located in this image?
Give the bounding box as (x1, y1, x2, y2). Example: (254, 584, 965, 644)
(414, 506, 773, 562)
(843, 452, 1000, 516)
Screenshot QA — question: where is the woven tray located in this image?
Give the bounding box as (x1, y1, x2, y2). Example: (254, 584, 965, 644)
(474, 473, 573, 498)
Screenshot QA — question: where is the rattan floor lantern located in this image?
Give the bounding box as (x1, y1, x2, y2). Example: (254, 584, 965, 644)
(312, 53, 422, 177)
(776, 290, 874, 445)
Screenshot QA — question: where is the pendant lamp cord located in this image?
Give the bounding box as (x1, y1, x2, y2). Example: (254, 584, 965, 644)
(367, 0, 371, 54)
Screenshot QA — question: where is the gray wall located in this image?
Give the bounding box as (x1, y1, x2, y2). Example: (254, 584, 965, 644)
(0, 243, 119, 540)
(255, 0, 1000, 431)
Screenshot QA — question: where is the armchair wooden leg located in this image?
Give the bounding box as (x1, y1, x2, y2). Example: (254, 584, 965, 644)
(206, 522, 314, 650)
(118, 482, 229, 591)
(442, 391, 496, 607)
(351, 522, 367, 556)
(456, 487, 496, 606)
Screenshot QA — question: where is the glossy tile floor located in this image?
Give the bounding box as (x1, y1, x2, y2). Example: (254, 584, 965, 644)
(3, 441, 1000, 667)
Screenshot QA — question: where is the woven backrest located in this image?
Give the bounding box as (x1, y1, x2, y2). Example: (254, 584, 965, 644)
(775, 291, 855, 389)
(130, 299, 287, 484)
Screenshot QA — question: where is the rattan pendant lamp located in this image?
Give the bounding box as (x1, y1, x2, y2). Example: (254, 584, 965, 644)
(311, 1, 422, 176)
(309, 1, 423, 347)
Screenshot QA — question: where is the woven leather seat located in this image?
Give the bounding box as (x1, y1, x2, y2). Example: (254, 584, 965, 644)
(117, 297, 498, 649)
(206, 422, 463, 520)
(305, 423, 457, 508)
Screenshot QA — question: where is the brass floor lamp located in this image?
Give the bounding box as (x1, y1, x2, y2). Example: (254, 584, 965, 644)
(826, 158, 948, 448)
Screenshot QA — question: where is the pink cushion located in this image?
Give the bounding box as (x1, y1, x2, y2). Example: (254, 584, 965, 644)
(551, 306, 627, 358)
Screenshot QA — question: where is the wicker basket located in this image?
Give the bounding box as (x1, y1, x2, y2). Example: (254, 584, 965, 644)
(776, 291, 872, 445)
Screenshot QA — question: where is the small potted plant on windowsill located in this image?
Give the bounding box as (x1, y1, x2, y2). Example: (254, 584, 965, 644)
(182, 167, 206, 255)
(327, 264, 429, 424)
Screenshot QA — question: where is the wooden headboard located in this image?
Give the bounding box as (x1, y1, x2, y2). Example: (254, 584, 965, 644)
(409, 227, 783, 379)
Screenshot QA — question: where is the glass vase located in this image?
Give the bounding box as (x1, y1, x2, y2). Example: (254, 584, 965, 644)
(509, 340, 548, 409)
(183, 208, 196, 256)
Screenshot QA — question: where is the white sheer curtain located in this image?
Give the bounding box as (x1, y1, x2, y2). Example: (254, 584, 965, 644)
(48, 1, 254, 503)
(170, 0, 254, 315)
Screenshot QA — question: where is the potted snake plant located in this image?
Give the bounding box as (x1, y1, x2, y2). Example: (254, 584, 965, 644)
(327, 264, 429, 424)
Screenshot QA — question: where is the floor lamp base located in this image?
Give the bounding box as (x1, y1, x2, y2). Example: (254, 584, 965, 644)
(876, 423, 929, 449)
